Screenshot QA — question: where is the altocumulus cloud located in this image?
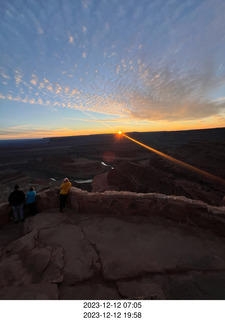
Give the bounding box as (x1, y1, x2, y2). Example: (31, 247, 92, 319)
(0, 0, 225, 123)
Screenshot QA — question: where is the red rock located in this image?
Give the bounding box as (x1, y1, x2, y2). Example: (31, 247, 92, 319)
(0, 255, 32, 288)
(117, 279, 165, 299)
(0, 284, 58, 299)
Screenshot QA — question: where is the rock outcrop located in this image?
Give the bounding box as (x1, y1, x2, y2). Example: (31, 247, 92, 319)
(92, 159, 225, 206)
(0, 187, 225, 300)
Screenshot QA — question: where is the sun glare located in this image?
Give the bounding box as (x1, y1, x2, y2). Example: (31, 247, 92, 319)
(122, 133, 225, 186)
(118, 131, 122, 135)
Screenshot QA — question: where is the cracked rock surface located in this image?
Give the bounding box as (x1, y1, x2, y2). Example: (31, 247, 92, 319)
(0, 209, 225, 299)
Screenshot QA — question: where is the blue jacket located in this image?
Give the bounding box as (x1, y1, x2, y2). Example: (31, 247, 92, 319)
(26, 191, 36, 204)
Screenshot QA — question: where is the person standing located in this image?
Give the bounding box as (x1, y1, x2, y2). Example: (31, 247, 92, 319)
(26, 186, 37, 216)
(8, 185, 26, 223)
(59, 178, 71, 213)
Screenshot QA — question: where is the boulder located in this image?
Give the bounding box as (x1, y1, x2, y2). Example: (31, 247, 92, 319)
(91, 172, 112, 192)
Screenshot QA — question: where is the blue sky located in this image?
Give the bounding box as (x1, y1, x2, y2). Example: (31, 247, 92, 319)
(0, 0, 225, 139)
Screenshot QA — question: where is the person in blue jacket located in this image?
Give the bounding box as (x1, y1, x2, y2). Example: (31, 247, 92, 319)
(26, 186, 37, 216)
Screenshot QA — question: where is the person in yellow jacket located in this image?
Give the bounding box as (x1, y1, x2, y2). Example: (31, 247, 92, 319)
(59, 178, 71, 213)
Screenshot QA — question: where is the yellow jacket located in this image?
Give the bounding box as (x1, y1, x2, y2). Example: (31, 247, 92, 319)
(60, 181, 72, 194)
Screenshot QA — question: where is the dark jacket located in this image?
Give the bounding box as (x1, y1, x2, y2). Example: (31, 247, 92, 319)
(8, 190, 25, 206)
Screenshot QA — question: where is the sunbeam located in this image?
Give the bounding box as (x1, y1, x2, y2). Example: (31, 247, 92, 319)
(120, 132, 225, 186)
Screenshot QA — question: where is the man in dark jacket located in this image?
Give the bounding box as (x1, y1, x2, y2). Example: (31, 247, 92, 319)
(8, 185, 26, 223)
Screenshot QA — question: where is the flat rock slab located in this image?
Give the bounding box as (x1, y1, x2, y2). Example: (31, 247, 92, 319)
(117, 278, 166, 299)
(59, 281, 120, 300)
(163, 272, 225, 299)
(0, 223, 24, 248)
(23, 212, 66, 233)
(80, 216, 225, 280)
(38, 223, 100, 284)
(2, 213, 100, 287)
(0, 284, 58, 299)
(1, 211, 225, 299)
(0, 254, 32, 288)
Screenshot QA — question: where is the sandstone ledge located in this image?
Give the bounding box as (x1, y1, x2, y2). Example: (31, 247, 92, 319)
(1, 187, 225, 237)
(1, 211, 225, 299)
(1, 188, 225, 300)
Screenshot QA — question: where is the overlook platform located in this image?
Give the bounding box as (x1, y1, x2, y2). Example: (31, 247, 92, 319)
(0, 187, 225, 299)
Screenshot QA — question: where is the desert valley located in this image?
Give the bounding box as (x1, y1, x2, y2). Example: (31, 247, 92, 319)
(0, 127, 225, 205)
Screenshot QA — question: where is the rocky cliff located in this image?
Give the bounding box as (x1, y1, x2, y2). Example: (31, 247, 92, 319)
(0, 187, 225, 300)
(92, 156, 225, 206)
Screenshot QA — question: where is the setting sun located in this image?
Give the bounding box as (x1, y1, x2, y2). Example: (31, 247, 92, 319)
(118, 131, 122, 135)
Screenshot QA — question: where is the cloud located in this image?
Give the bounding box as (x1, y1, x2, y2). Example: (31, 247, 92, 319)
(128, 97, 225, 121)
(63, 117, 130, 123)
(107, 55, 225, 121)
(1, 0, 225, 133)
(8, 125, 33, 130)
(1, 62, 225, 123)
(82, 0, 90, 9)
(70, 89, 78, 96)
(56, 85, 62, 93)
(0, 126, 105, 140)
(116, 65, 120, 74)
(38, 98, 43, 104)
(215, 97, 225, 102)
(37, 27, 44, 34)
(15, 74, 23, 86)
(30, 75, 38, 86)
(0, 72, 10, 79)
(47, 85, 53, 91)
(69, 36, 74, 44)
(0, 93, 49, 107)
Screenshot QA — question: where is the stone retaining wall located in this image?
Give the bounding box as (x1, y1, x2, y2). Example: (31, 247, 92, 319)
(1, 187, 225, 236)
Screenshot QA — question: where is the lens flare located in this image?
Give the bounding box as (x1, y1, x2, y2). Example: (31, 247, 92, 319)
(121, 133, 225, 186)
(118, 131, 122, 134)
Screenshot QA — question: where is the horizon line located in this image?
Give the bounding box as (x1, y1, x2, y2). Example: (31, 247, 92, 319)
(0, 126, 225, 142)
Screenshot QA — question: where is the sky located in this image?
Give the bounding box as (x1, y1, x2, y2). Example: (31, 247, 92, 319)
(0, 0, 225, 139)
